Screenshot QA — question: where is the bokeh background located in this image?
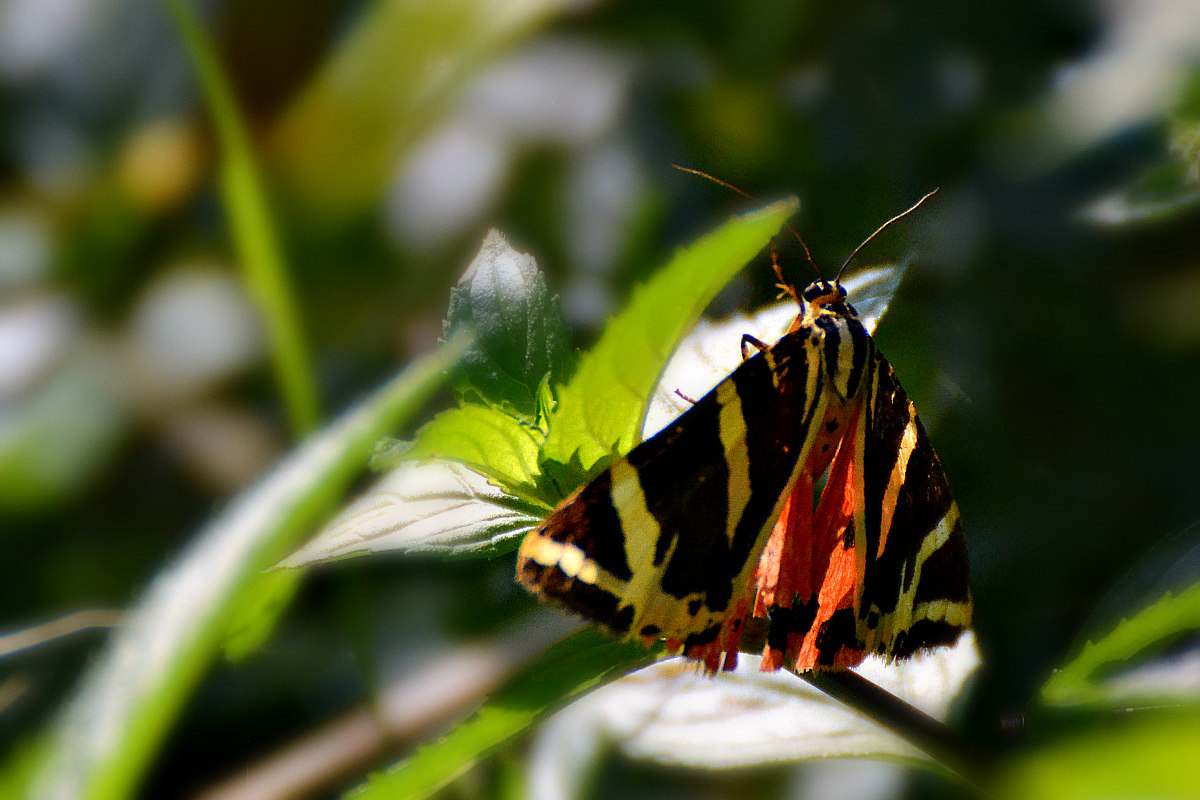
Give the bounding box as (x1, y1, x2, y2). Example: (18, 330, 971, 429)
(4, 0, 1200, 798)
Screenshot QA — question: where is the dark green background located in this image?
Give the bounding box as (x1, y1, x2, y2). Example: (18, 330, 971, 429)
(3, 0, 1200, 797)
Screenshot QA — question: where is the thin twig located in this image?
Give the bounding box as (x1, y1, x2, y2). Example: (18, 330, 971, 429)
(797, 667, 996, 794)
(0, 609, 124, 659)
(194, 613, 581, 800)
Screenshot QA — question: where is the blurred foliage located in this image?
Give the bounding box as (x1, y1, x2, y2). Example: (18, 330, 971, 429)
(3, 0, 1200, 798)
(166, 0, 320, 435)
(353, 629, 660, 800)
(27, 337, 469, 800)
(1042, 575, 1200, 710)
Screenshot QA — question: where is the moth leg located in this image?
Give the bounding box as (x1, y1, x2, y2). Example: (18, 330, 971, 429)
(771, 247, 799, 303)
(673, 388, 699, 405)
(741, 334, 770, 361)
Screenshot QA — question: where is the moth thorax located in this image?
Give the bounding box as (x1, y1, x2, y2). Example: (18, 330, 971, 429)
(814, 313, 873, 401)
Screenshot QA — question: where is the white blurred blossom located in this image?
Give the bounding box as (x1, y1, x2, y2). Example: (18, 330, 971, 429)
(387, 39, 639, 255)
(0, 295, 80, 399)
(124, 265, 264, 401)
(0, 209, 53, 289)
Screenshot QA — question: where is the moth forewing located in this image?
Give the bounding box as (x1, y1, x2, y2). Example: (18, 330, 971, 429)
(517, 275, 972, 674)
(519, 326, 829, 649)
(849, 352, 973, 660)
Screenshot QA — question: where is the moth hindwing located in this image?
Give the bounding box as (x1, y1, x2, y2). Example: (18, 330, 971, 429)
(517, 278, 971, 674)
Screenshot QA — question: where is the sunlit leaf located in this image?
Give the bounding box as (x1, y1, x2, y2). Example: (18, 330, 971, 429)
(1041, 518, 1200, 709)
(270, 0, 573, 225)
(1078, 66, 1200, 227)
(526, 633, 979, 799)
(445, 229, 573, 420)
(220, 569, 303, 662)
(165, 0, 318, 435)
(0, 342, 127, 512)
(1078, 161, 1200, 226)
(280, 459, 544, 567)
(402, 404, 553, 506)
(1042, 579, 1200, 709)
(539, 198, 799, 488)
(369, 437, 415, 472)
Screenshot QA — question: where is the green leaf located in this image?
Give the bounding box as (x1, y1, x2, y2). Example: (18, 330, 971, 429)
(1077, 64, 1200, 227)
(282, 376, 558, 570)
(369, 437, 415, 471)
(26, 336, 468, 800)
(1175, 62, 1200, 122)
(0, 737, 50, 800)
(403, 404, 554, 507)
(1078, 160, 1200, 226)
(219, 568, 303, 662)
(347, 629, 659, 800)
(530, 633, 981, 800)
(0, 342, 127, 512)
(445, 229, 574, 419)
(1041, 579, 1200, 708)
(999, 711, 1200, 800)
(538, 198, 799, 486)
(279, 459, 544, 566)
(165, 0, 319, 436)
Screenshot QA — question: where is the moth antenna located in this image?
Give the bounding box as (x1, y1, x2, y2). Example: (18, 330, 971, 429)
(672, 164, 822, 283)
(835, 188, 938, 283)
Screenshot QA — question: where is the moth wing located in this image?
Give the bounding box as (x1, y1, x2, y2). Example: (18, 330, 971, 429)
(852, 351, 973, 657)
(779, 350, 972, 670)
(517, 329, 827, 651)
(770, 390, 868, 671)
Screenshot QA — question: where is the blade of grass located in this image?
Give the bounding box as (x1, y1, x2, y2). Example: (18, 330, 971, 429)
(28, 335, 469, 800)
(270, 0, 572, 225)
(164, 0, 319, 435)
(347, 629, 659, 800)
(1042, 579, 1200, 708)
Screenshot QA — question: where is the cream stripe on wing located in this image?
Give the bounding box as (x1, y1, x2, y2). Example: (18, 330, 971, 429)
(519, 535, 625, 595)
(911, 503, 960, 577)
(610, 459, 663, 580)
(878, 502, 962, 645)
(835, 323, 858, 397)
(717, 379, 752, 546)
(610, 459, 732, 638)
(911, 598, 973, 626)
(763, 350, 780, 387)
(803, 337, 823, 417)
(877, 406, 919, 558)
(608, 459, 681, 630)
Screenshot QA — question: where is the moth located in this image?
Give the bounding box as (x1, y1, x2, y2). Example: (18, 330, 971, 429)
(517, 198, 972, 674)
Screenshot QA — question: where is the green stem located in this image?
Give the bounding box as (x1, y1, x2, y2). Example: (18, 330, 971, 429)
(164, 0, 320, 435)
(798, 668, 997, 795)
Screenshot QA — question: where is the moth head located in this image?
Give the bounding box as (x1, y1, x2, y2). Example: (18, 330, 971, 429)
(801, 280, 848, 307)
